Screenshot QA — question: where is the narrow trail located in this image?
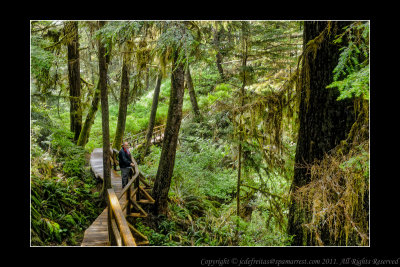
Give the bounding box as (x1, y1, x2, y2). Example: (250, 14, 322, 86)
(81, 127, 165, 246)
(81, 148, 126, 246)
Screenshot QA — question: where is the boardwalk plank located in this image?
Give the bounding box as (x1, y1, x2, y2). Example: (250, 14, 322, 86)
(81, 145, 156, 247)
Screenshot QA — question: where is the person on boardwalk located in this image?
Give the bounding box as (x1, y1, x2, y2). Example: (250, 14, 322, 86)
(119, 142, 134, 188)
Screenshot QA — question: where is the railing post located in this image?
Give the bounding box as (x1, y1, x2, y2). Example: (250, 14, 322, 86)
(107, 192, 117, 246)
(126, 169, 132, 216)
(135, 167, 140, 202)
(108, 188, 137, 246)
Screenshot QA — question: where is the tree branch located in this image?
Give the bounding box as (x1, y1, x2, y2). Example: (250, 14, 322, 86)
(241, 184, 282, 199)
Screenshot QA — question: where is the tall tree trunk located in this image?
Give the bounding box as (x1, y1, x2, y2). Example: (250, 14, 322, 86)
(287, 21, 355, 246)
(213, 22, 225, 81)
(143, 71, 162, 159)
(236, 22, 248, 240)
(145, 66, 150, 91)
(98, 21, 112, 201)
(216, 52, 225, 81)
(184, 66, 201, 120)
(128, 70, 141, 104)
(113, 60, 130, 150)
(66, 21, 82, 142)
(77, 81, 100, 147)
(77, 28, 111, 148)
(152, 50, 185, 216)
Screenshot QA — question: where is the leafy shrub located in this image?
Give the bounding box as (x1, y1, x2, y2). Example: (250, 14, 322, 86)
(134, 218, 178, 246)
(31, 174, 101, 245)
(191, 65, 220, 95)
(172, 137, 237, 202)
(49, 128, 86, 177)
(327, 22, 369, 101)
(198, 83, 231, 110)
(31, 109, 102, 246)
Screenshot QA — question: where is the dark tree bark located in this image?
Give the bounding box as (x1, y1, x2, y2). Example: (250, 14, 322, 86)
(184, 66, 201, 120)
(287, 21, 355, 246)
(236, 22, 249, 240)
(77, 27, 111, 148)
(128, 70, 142, 104)
(213, 22, 226, 81)
(98, 21, 112, 201)
(143, 71, 162, 158)
(113, 60, 130, 150)
(216, 52, 225, 81)
(66, 21, 82, 142)
(151, 50, 185, 216)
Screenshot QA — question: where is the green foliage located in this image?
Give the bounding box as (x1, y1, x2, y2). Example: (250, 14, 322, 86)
(155, 21, 199, 70)
(32, 20, 366, 247)
(139, 114, 291, 246)
(31, 35, 56, 89)
(50, 128, 86, 177)
(31, 174, 101, 245)
(31, 107, 102, 246)
(328, 64, 369, 100)
(95, 21, 144, 45)
(327, 22, 369, 100)
(198, 83, 232, 110)
(175, 137, 236, 201)
(191, 65, 220, 94)
(339, 144, 369, 178)
(134, 218, 179, 246)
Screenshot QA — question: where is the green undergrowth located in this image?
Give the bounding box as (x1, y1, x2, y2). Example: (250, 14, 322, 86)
(31, 104, 103, 246)
(137, 112, 292, 246)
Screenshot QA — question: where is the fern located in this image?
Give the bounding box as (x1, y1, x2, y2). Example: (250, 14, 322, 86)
(327, 22, 369, 101)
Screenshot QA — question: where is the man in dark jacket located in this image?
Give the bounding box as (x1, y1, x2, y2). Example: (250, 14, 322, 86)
(119, 142, 134, 188)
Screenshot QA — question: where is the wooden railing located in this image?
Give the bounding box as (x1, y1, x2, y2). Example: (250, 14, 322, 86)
(107, 188, 136, 246)
(109, 124, 166, 171)
(107, 150, 154, 246)
(125, 124, 166, 148)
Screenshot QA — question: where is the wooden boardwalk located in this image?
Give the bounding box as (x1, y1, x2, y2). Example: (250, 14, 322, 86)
(81, 148, 126, 246)
(81, 126, 166, 246)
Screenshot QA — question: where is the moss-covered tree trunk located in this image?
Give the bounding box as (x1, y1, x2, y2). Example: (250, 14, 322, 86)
(213, 23, 225, 82)
(216, 52, 224, 81)
(152, 50, 185, 216)
(128, 70, 141, 104)
(236, 21, 249, 241)
(113, 60, 130, 150)
(97, 21, 112, 201)
(145, 66, 150, 92)
(66, 21, 82, 142)
(77, 25, 111, 148)
(143, 71, 162, 158)
(287, 21, 355, 246)
(184, 66, 201, 120)
(77, 81, 100, 147)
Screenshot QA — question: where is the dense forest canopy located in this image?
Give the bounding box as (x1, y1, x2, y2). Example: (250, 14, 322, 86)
(30, 20, 369, 246)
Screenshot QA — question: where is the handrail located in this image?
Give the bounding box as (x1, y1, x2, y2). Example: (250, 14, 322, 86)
(118, 156, 139, 200)
(106, 140, 156, 246)
(87, 146, 154, 246)
(125, 124, 166, 148)
(107, 188, 136, 246)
